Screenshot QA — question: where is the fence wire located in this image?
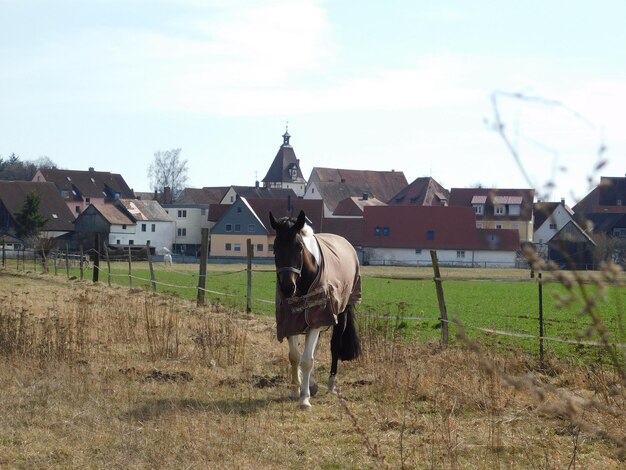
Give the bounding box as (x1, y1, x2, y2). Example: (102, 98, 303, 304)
(6, 252, 624, 352)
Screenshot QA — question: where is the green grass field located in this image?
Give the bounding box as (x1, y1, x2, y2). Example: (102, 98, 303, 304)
(40, 261, 626, 361)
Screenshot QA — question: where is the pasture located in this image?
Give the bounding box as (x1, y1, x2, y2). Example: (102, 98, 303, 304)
(50, 261, 626, 359)
(0, 265, 625, 468)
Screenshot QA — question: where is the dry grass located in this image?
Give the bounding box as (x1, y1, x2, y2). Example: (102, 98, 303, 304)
(0, 269, 625, 469)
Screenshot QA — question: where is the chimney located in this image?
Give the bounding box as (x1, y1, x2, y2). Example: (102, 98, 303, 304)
(88, 167, 94, 172)
(560, 198, 565, 205)
(363, 193, 369, 200)
(255, 180, 259, 189)
(164, 186, 172, 204)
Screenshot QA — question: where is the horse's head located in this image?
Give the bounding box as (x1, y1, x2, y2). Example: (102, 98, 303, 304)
(269, 210, 316, 298)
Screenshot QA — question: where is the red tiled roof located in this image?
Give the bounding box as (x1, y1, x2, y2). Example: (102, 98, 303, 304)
(37, 168, 135, 200)
(86, 203, 134, 226)
(448, 187, 535, 221)
(0, 181, 75, 232)
(308, 167, 408, 207)
(388, 177, 449, 206)
(176, 187, 230, 205)
(246, 198, 324, 234)
(321, 217, 364, 245)
(362, 206, 478, 249)
(333, 196, 386, 216)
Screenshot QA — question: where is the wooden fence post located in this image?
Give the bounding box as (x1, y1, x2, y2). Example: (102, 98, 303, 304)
(128, 246, 133, 289)
(146, 241, 156, 292)
(80, 244, 85, 280)
(92, 234, 100, 283)
(430, 250, 449, 346)
(104, 243, 112, 287)
(197, 228, 209, 306)
(246, 238, 253, 313)
(1, 240, 5, 268)
(538, 272, 545, 367)
(65, 244, 70, 278)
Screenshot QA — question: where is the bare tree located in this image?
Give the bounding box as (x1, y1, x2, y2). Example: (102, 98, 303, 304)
(147, 148, 189, 196)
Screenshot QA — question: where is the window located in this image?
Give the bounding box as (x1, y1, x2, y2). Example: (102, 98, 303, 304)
(151, 224, 156, 232)
(177, 210, 187, 218)
(75, 206, 80, 214)
(141, 224, 147, 232)
(116, 240, 120, 245)
(269, 244, 274, 252)
(494, 205, 506, 215)
(86, 198, 91, 205)
(234, 224, 241, 232)
(383, 227, 390, 236)
(122, 224, 127, 230)
(237, 207, 242, 213)
(509, 204, 521, 216)
(225, 224, 232, 232)
(457, 250, 466, 258)
(415, 249, 422, 254)
(234, 243, 241, 252)
(496, 224, 503, 229)
(374, 227, 382, 236)
(225, 243, 232, 251)
(177, 228, 187, 237)
(549, 223, 557, 230)
(248, 224, 255, 233)
(129, 240, 134, 245)
(256, 244, 263, 252)
(427, 230, 435, 240)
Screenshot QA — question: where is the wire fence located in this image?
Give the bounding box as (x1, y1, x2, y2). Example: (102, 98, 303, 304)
(2, 246, 624, 360)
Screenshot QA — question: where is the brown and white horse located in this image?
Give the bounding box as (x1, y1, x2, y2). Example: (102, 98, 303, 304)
(270, 210, 361, 409)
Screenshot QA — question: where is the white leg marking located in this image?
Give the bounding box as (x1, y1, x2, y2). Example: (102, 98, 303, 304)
(299, 328, 321, 410)
(287, 336, 301, 400)
(328, 374, 337, 394)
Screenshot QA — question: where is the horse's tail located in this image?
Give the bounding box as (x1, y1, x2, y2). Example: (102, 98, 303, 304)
(340, 305, 361, 361)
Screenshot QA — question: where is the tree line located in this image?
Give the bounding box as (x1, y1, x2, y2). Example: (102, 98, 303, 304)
(0, 153, 57, 181)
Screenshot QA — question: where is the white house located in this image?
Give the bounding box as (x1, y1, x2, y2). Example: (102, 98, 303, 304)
(116, 199, 174, 253)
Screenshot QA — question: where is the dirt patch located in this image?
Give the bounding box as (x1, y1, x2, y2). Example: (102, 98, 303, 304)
(144, 369, 193, 383)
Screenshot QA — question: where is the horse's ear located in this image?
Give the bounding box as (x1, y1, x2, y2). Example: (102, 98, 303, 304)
(269, 212, 279, 231)
(293, 210, 306, 232)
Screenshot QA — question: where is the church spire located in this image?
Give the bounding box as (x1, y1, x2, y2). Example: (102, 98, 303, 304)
(282, 124, 291, 147)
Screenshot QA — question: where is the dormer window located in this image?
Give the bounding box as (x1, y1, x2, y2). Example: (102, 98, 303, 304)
(494, 205, 506, 216)
(473, 204, 484, 215)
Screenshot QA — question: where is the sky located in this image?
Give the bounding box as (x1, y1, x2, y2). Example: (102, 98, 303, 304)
(1, 0, 625, 203)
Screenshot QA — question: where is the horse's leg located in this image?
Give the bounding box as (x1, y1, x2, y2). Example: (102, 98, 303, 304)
(287, 336, 301, 400)
(328, 310, 348, 394)
(299, 328, 321, 410)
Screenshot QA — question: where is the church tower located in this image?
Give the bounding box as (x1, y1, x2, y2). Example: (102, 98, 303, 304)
(261, 127, 307, 197)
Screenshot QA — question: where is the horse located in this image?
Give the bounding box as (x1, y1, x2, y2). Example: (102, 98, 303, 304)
(269, 210, 362, 410)
(163, 253, 173, 266)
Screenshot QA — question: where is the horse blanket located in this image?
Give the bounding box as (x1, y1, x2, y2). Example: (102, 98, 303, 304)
(275, 233, 361, 342)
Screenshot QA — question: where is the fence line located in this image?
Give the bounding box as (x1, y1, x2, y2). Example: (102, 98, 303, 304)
(5, 251, 623, 353)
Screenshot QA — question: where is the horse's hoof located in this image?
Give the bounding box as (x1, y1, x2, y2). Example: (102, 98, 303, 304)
(299, 400, 312, 410)
(327, 375, 337, 394)
(309, 381, 319, 397)
(289, 390, 300, 401)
